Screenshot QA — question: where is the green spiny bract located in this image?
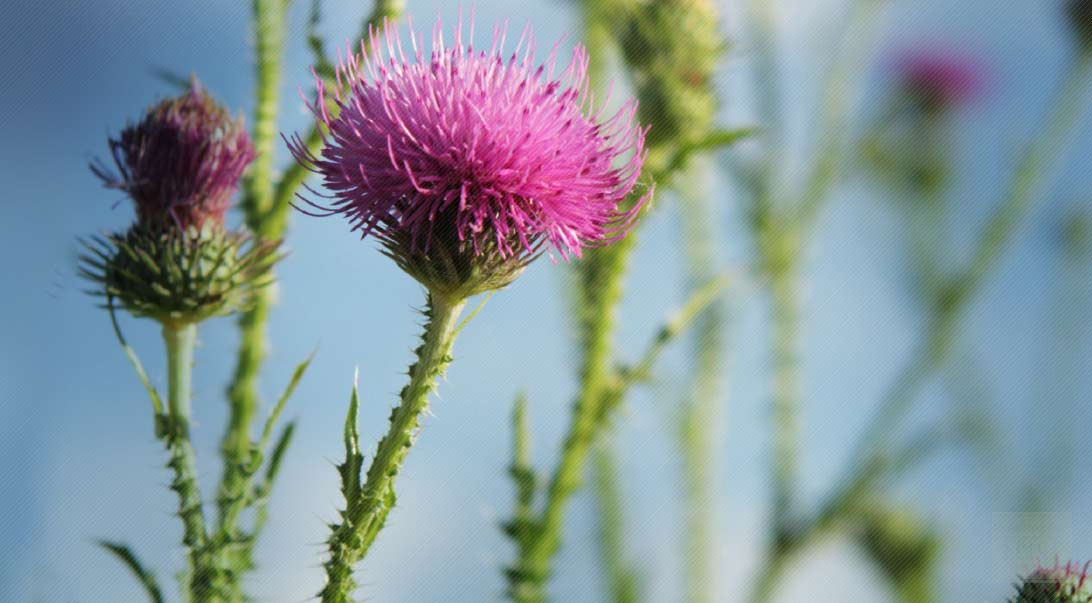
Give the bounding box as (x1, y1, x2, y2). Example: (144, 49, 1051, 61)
(80, 223, 279, 328)
(1012, 561, 1092, 603)
(849, 506, 940, 602)
(614, 0, 723, 155)
(378, 205, 536, 300)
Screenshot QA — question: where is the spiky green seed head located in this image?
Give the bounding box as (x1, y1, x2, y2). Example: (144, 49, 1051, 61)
(1012, 560, 1092, 603)
(615, 0, 723, 153)
(80, 223, 279, 327)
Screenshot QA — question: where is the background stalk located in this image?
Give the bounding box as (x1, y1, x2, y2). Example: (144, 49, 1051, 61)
(320, 294, 466, 603)
(675, 158, 728, 603)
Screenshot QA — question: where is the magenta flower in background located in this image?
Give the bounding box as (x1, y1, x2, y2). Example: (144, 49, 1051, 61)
(287, 18, 650, 268)
(92, 78, 254, 231)
(891, 47, 985, 111)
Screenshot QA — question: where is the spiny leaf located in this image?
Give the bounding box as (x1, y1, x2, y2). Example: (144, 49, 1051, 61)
(254, 351, 315, 470)
(340, 370, 364, 504)
(97, 541, 164, 603)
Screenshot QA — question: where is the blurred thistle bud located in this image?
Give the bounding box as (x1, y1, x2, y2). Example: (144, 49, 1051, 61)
(850, 506, 940, 602)
(859, 47, 986, 194)
(614, 0, 723, 155)
(82, 80, 278, 327)
(893, 49, 984, 114)
(1011, 560, 1092, 603)
(91, 77, 254, 232)
(1069, 0, 1092, 50)
(288, 20, 649, 301)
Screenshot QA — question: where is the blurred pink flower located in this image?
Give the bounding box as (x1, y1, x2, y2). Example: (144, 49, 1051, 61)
(891, 48, 986, 110)
(288, 17, 650, 261)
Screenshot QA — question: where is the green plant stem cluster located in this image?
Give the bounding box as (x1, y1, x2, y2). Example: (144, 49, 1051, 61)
(749, 23, 1092, 603)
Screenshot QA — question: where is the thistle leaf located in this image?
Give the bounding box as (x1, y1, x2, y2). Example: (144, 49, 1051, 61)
(339, 370, 364, 504)
(97, 541, 164, 603)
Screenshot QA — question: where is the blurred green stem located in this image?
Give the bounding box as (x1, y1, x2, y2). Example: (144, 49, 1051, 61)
(592, 442, 641, 603)
(507, 235, 635, 603)
(676, 159, 727, 603)
(750, 50, 1092, 603)
(320, 294, 466, 603)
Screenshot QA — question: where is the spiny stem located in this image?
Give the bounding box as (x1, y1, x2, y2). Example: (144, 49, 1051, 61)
(320, 293, 466, 603)
(220, 0, 285, 541)
(161, 323, 223, 602)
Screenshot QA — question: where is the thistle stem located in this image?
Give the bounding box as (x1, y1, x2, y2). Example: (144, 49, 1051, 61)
(507, 237, 634, 603)
(768, 255, 801, 537)
(161, 323, 221, 602)
(320, 293, 466, 603)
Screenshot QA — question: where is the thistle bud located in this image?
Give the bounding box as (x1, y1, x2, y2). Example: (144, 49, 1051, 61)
(1011, 560, 1092, 603)
(91, 77, 254, 232)
(83, 80, 277, 326)
(614, 0, 722, 153)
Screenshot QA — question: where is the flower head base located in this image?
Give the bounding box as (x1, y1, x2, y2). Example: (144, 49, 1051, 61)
(1012, 560, 1092, 603)
(288, 18, 650, 297)
(80, 224, 279, 328)
(92, 78, 254, 232)
(892, 49, 984, 113)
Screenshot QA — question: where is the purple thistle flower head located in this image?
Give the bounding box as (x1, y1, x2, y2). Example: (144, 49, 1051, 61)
(891, 48, 985, 112)
(92, 77, 254, 232)
(287, 17, 651, 296)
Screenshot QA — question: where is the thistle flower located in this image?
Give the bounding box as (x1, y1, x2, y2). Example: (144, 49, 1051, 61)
(83, 80, 276, 327)
(287, 18, 650, 299)
(91, 77, 254, 232)
(892, 49, 984, 113)
(1012, 560, 1092, 603)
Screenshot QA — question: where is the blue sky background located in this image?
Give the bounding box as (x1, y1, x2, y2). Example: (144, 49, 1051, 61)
(1, 1, 1090, 601)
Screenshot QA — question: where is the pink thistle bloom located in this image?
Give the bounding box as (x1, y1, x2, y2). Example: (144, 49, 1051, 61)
(287, 17, 650, 266)
(92, 78, 254, 232)
(891, 48, 985, 111)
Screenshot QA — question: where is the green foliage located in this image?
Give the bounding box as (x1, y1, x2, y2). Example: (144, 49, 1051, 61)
(97, 541, 164, 603)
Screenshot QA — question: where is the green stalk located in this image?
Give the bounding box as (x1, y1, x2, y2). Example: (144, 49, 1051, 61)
(320, 293, 466, 603)
(161, 323, 222, 602)
(676, 159, 727, 603)
(592, 442, 641, 603)
(767, 251, 801, 538)
(220, 0, 285, 534)
(508, 234, 634, 603)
